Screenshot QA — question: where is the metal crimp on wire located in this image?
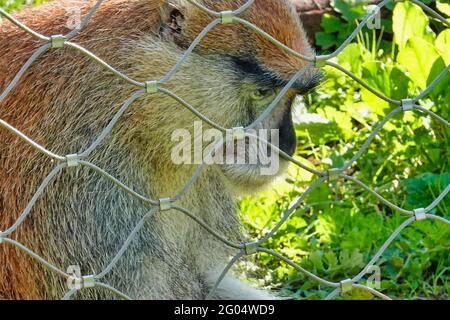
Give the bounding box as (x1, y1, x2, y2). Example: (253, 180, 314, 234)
(50, 34, 66, 48)
(65, 154, 80, 167)
(159, 198, 172, 211)
(231, 127, 245, 141)
(145, 81, 159, 94)
(82, 275, 96, 288)
(340, 279, 353, 294)
(220, 10, 234, 24)
(401, 98, 415, 111)
(327, 168, 342, 182)
(413, 208, 427, 221)
(315, 58, 326, 68)
(244, 241, 259, 255)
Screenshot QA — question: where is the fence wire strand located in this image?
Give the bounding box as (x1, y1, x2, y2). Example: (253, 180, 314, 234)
(0, 0, 449, 300)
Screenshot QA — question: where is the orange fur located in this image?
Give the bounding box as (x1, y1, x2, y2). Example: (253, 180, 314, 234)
(0, 0, 165, 300)
(177, 0, 313, 78)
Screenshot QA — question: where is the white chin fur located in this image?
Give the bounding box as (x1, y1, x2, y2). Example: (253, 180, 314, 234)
(220, 160, 289, 192)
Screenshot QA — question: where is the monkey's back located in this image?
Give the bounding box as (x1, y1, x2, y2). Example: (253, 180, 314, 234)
(0, 0, 164, 299)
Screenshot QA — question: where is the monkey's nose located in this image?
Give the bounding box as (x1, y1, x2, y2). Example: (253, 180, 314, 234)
(278, 107, 297, 157)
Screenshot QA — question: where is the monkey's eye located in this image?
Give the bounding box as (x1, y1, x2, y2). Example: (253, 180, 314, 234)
(250, 88, 276, 101)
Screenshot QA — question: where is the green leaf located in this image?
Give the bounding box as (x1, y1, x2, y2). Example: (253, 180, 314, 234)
(337, 43, 370, 75)
(360, 61, 410, 114)
(397, 37, 450, 96)
(316, 32, 338, 50)
(331, 0, 367, 22)
(321, 14, 343, 33)
(317, 107, 354, 140)
(325, 251, 338, 270)
(397, 37, 441, 90)
(427, 57, 450, 97)
(437, 0, 450, 17)
(287, 156, 314, 182)
(391, 255, 405, 268)
(393, 2, 430, 49)
(339, 249, 364, 270)
(310, 250, 325, 272)
(403, 173, 450, 212)
(436, 29, 450, 65)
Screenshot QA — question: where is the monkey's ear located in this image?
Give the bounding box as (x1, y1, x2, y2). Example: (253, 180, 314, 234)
(160, 2, 186, 42)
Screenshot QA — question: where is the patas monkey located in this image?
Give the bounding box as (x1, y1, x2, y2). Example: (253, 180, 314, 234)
(0, 0, 320, 299)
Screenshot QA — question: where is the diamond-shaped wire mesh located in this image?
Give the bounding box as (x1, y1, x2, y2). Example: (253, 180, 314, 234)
(0, 0, 449, 300)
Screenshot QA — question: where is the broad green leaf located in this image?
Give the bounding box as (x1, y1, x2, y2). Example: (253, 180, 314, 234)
(360, 90, 389, 116)
(336, 20, 358, 43)
(427, 57, 450, 97)
(309, 250, 325, 272)
(339, 249, 364, 270)
(337, 43, 370, 75)
(315, 32, 338, 50)
(437, 0, 450, 16)
(331, 0, 367, 22)
(398, 37, 450, 95)
(325, 251, 338, 270)
(393, 2, 430, 49)
(287, 156, 314, 182)
(321, 14, 343, 33)
(397, 37, 437, 89)
(360, 61, 410, 114)
(436, 29, 450, 65)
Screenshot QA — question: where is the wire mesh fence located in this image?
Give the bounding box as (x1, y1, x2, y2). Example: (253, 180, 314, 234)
(0, 0, 449, 300)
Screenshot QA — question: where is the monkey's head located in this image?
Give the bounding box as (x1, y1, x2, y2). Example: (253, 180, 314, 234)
(131, 0, 321, 192)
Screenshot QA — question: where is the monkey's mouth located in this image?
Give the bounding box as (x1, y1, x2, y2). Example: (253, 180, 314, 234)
(217, 109, 297, 189)
(219, 155, 291, 190)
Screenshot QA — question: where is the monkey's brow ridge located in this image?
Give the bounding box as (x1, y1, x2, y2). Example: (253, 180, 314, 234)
(229, 55, 321, 93)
